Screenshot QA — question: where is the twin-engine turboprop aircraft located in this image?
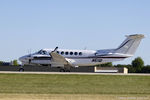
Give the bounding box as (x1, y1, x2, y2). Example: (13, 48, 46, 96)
(19, 34, 144, 72)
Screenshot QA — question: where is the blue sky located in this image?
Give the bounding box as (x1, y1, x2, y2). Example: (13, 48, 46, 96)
(0, 0, 149, 65)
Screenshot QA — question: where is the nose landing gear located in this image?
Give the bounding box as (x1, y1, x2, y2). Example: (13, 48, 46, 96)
(29, 59, 31, 64)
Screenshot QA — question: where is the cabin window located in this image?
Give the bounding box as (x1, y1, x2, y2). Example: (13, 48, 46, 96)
(74, 52, 78, 55)
(79, 52, 82, 55)
(57, 51, 59, 54)
(61, 51, 64, 55)
(43, 51, 47, 55)
(65, 52, 68, 55)
(70, 52, 73, 55)
(38, 50, 47, 55)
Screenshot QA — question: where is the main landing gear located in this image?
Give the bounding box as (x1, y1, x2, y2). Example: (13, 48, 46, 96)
(19, 68, 24, 72)
(59, 68, 71, 72)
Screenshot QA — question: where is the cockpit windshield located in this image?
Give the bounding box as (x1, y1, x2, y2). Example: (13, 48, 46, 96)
(37, 50, 47, 55)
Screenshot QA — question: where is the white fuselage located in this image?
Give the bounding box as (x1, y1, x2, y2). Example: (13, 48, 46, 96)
(19, 49, 129, 67)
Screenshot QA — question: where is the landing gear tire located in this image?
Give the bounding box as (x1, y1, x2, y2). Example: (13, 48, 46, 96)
(60, 69, 65, 72)
(66, 70, 70, 72)
(60, 69, 70, 72)
(19, 68, 24, 72)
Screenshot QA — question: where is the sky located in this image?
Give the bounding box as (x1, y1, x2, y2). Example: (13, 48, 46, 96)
(0, 0, 149, 65)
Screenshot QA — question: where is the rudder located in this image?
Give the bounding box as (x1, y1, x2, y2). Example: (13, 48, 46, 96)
(115, 34, 144, 55)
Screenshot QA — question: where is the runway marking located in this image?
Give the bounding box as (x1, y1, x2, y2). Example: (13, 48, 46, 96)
(0, 71, 149, 76)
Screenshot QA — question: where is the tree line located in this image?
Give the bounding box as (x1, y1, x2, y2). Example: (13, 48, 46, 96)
(100, 57, 150, 73)
(0, 60, 18, 66)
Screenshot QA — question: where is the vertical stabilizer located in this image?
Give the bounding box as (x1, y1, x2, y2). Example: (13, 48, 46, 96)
(115, 34, 144, 55)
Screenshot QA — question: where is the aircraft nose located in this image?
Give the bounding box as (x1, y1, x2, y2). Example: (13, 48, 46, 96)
(19, 55, 33, 63)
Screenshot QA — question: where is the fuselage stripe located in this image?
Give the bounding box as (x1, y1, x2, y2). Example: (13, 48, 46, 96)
(32, 56, 127, 60)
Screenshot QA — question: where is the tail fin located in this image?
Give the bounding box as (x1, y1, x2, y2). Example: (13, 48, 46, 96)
(115, 34, 144, 55)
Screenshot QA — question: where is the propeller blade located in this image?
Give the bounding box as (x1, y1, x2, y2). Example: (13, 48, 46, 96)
(53, 47, 58, 52)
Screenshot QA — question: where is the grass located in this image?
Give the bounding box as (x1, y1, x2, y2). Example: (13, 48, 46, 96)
(0, 73, 149, 95)
(0, 94, 149, 100)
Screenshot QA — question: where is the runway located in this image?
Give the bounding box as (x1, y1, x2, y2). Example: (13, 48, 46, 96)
(0, 71, 149, 76)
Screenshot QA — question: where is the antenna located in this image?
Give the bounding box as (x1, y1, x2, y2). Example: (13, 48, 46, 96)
(27, 49, 32, 57)
(84, 47, 87, 50)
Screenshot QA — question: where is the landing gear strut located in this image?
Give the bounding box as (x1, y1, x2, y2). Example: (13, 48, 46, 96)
(19, 65, 24, 72)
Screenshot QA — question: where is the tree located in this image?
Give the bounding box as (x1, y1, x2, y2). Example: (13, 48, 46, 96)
(114, 64, 127, 67)
(0, 61, 3, 66)
(132, 57, 144, 73)
(141, 65, 150, 73)
(100, 62, 113, 67)
(13, 60, 18, 66)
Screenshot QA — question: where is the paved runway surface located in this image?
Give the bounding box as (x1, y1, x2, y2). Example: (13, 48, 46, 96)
(0, 71, 149, 76)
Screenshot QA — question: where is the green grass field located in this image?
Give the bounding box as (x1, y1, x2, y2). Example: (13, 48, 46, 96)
(0, 73, 149, 100)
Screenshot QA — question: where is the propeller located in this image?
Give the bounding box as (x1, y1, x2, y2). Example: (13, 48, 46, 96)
(27, 49, 33, 64)
(52, 47, 58, 52)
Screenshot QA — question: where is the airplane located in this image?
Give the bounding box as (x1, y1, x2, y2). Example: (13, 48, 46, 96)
(19, 34, 144, 72)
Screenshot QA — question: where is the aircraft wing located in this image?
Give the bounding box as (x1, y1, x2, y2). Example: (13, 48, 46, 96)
(50, 52, 71, 65)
